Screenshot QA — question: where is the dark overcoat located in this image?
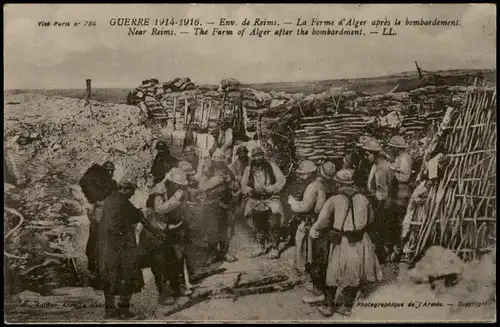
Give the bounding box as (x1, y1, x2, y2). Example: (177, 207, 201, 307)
(96, 190, 145, 295)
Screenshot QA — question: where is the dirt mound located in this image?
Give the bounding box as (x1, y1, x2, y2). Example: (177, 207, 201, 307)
(5, 93, 155, 185)
(353, 253, 496, 322)
(4, 93, 156, 294)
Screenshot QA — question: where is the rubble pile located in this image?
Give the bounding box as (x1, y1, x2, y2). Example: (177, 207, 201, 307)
(5, 93, 155, 186)
(4, 176, 89, 295)
(354, 246, 496, 321)
(4, 93, 156, 294)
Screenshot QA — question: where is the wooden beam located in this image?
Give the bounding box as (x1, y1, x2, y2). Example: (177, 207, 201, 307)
(415, 61, 423, 79)
(85, 79, 94, 119)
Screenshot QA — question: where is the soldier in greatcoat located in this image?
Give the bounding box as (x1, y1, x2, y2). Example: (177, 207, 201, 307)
(96, 174, 145, 320)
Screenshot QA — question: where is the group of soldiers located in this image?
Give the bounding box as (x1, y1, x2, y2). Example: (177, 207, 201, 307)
(80, 124, 290, 320)
(80, 115, 414, 319)
(288, 134, 414, 317)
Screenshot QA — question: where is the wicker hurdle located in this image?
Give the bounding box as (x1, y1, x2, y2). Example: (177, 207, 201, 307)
(406, 86, 497, 263)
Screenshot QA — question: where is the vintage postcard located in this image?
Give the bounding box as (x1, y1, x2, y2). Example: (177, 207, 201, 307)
(4, 3, 496, 324)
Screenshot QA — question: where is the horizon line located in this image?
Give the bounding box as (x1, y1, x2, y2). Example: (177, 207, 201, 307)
(4, 67, 495, 91)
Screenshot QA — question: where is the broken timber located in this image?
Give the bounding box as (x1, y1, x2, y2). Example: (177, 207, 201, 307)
(161, 289, 213, 317)
(191, 267, 227, 284)
(213, 279, 302, 299)
(160, 271, 301, 316)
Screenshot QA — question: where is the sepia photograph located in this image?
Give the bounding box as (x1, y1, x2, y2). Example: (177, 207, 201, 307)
(3, 3, 496, 323)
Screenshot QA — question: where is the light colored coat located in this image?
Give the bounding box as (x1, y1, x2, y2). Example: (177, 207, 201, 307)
(311, 189, 382, 287)
(241, 161, 286, 221)
(392, 151, 413, 206)
(289, 178, 327, 271)
(367, 157, 395, 202)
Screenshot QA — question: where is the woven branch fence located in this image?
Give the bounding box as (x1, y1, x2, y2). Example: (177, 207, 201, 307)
(405, 86, 497, 263)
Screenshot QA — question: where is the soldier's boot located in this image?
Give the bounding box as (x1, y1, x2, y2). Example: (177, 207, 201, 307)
(163, 274, 182, 305)
(304, 280, 315, 292)
(268, 214, 282, 259)
(117, 296, 144, 320)
(303, 274, 325, 303)
(218, 241, 237, 263)
(104, 294, 119, 320)
(335, 286, 358, 317)
(151, 267, 167, 304)
(317, 287, 337, 317)
(251, 233, 267, 257)
(302, 290, 325, 304)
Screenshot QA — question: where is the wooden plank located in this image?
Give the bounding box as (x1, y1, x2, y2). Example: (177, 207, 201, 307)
(236, 274, 288, 289)
(191, 267, 227, 284)
(161, 289, 213, 317)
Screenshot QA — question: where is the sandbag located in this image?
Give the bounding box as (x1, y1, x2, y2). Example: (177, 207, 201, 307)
(78, 164, 116, 204)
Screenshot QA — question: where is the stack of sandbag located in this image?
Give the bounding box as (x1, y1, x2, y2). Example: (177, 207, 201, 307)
(241, 88, 273, 109)
(131, 79, 165, 112)
(130, 78, 197, 117)
(197, 84, 219, 91)
(218, 78, 241, 92)
(294, 114, 373, 162)
(355, 91, 411, 115)
(163, 77, 196, 92)
(268, 91, 305, 110)
(240, 88, 273, 130)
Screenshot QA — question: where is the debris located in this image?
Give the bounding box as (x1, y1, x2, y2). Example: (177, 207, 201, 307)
(191, 267, 227, 284)
(160, 289, 213, 317)
(236, 272, 289, 289)
(408, 246, 465, 284)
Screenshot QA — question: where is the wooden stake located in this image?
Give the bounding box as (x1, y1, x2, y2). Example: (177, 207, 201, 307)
(200, 98, 205, 126)
(206, 100, 213, 129)
(173, 96, 177, 130)
(184, 98, 189, 125)
(85, 79, 94, 119)
(415, 61, 423, 79)
(85, 79, 91, 103)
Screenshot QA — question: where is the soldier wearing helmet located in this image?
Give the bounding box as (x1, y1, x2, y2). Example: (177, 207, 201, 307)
(139, 168, 191, 306)
(229, 145, 250, 182)
(197, 149, 239, 263)
(151, 140, 179, 184)
(288, 159, 337, 304)
(94, 173, 145, 320)
(362, 137, 395, 262)
(240, 147, 287, 259)
(386, 135, 413, 262)
(182, 145, 199, 173)
(210, 117, 234, 164)
(102, 161, 115, 179)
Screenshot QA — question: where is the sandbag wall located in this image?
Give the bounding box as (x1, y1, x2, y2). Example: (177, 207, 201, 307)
(294, 115, 372, 162)
(293, 85, 469, 164)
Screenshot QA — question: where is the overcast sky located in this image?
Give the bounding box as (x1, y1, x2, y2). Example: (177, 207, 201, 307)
(4, 3, 496, 89)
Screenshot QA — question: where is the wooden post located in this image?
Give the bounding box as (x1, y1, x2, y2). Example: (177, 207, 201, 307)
(85, 79, 92, 103)
(184, 98, 189, 125)
(206, 100, 213, 130)
(85, 79, 94, 119)
(173, 96, 177, 130)
(415, 61, 423, 79)
(200, 98, 205, 127)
